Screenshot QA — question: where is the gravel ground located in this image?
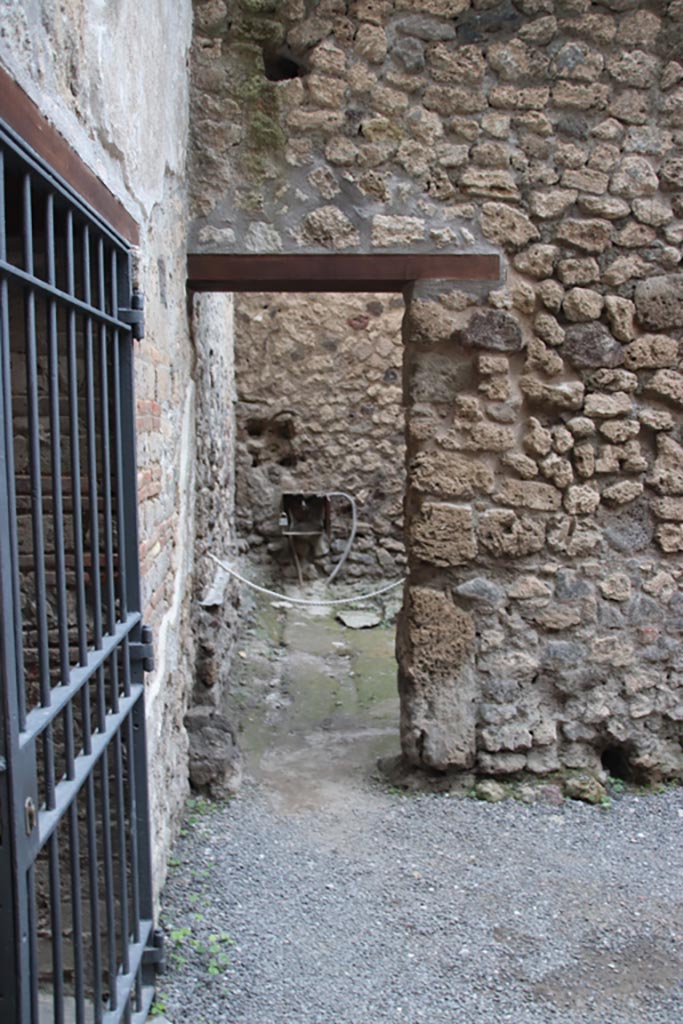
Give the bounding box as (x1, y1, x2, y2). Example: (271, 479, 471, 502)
(157, 595, 683, 1024)
(158, 778, 683, 1024)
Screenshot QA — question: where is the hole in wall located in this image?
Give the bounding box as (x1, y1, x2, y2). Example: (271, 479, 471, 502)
(601, 743, 641, 783)
(262, 48, 307, 81)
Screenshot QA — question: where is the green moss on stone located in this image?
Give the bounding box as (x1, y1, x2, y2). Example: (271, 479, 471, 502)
(238, 15, 286, 47)
(239, 0, 280, 13)
(249, 111, 286, 150)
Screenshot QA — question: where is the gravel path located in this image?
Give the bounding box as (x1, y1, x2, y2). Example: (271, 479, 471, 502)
(157, 595, 683, 1024)
(158, 778, 683, 1024)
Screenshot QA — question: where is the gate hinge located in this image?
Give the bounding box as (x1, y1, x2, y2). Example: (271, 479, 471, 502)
(118, 291, 145, 340)
(143, 928, 166, 973)
(130, 624, 155, 673)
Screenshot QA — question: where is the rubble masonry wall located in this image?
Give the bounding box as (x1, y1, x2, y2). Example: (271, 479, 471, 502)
(191, 0, 683, 778)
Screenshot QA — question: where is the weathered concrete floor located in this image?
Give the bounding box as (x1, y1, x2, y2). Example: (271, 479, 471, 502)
(157, 590, 683, 1024)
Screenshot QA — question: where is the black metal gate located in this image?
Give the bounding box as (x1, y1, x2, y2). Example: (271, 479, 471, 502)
(0, 120, 157, 1022)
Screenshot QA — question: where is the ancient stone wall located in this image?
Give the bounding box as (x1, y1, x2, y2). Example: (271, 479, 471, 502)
(192, 0, 683, 781)
(233, 291, 406, 578)
(188, 293, 243, 797)
(1, 0, 196, 894)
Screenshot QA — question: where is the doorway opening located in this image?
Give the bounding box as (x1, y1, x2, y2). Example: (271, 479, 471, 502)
(223, 290, 407, 802)
(187, 253, 500, 795)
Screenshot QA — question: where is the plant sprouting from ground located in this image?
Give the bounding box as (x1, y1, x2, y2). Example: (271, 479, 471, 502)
(166, 921, 235, 980)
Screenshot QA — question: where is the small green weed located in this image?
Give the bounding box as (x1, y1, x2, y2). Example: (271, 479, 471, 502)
(149, 993, 168, 1018)
(166, 921, 235, 980)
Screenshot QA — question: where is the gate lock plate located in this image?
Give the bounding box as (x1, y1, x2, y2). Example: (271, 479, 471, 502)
(24, 797, 37, 836)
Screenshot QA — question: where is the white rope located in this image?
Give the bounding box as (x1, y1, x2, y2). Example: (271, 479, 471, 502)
(207, 553, 406, 607)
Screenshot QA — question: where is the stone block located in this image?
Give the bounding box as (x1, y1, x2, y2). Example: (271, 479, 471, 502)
(520, 376, 585, 410)
(610, 155, 659, 197)
(495, 479, 562, 512)
(564, 483, 601, 514)
(501, 451, 539, 479)
(623, 335, 680, 370)
(561, 167, 609, 194)
(602, 480, 644, 505)
(562, 288, 604, 322)
(556, 218, 612, 252)
(644, 369, 683, 407)
(634, 275, 683, 330)
(514, 243, 560, 278)
(578, 195, 630, 219)
(460, 167, 520, 199)
(410, 450, 495, 497)
(605, 295, 636, 341)
(301, 206, 360, 249)
(399, 586, 476, 770)
(478, 509, 546, 557)
(371, 214, 425, 246)
(462, 309, 524, 352)
(480, 202, 540, 247)
(648, 435, 683, 495)
(392, 35, 426, 72)
(558, 257, 600, 285)
(656, 523, 683, 552)
(562, 322, 624, 369)
(508, 576, 552, 599)
(584, 391, 632, 418)
(490, 85, 550, 110)
(599, 574, 632, 601)
(651, 497, 683, 521)
(410, 502, 477, 566)
(355, 22, 388, 62)
(553, 81, 610, 110)
(396, 14, 456, 40)
(639, 408, 675, 431)
(481, 724, 533, 753)
(404, 299, 456, 346)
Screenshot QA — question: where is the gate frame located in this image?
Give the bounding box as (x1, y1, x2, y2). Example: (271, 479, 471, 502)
(0, 113, 158, 1024)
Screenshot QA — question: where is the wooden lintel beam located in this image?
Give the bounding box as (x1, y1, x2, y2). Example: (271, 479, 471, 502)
(0, 66, 139, 245)
(187, 252, 501, 293)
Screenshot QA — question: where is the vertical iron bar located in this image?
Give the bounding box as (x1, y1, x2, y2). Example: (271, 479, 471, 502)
(126, 714, 141, 944)
(110, 253, 129, 632)
(27, 866, 39, 1024)
(114, 727, 130, 975)
(100, 741, 118, 1013)
(23, 173, 51, 713)
(68, 802, 86, 1024)
(110, 253, 132, 997)
(116, 251, 155, 941)
(45, 193, 70, 694)
(86, 777, 104, 1024)
(0, 145, 33, 1024)
(49, 832, 65, 1024)
(83, 223, 102, 659)
(97, 241, 120, 717)
(0, 148, 27, 732)
(82, 223, 105, 1021)
(66, 210, 88, 670)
